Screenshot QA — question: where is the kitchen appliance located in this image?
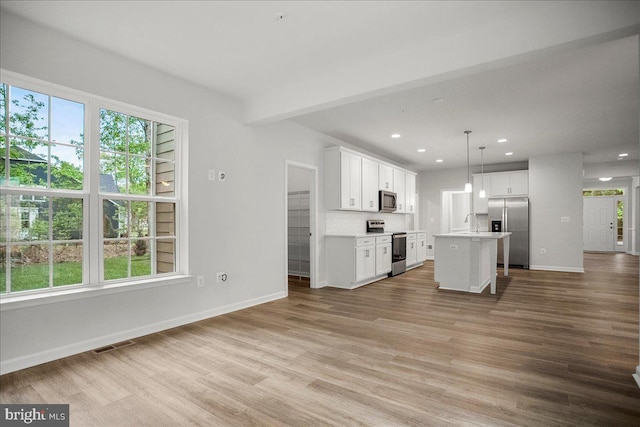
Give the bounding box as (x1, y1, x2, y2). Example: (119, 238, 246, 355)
(390, 232, 407, 276)
(366, 219, 385, 233)
(488, 197, 529, 268)
(379, 190, 397, 213)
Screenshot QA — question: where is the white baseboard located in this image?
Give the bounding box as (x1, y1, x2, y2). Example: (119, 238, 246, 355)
(634, 366, 640, 389)
(0, 291, 287, 375)
(426, 255, 434, 260)
(529, 265, 585, 273)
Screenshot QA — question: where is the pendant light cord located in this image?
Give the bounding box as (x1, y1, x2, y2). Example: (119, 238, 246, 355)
(465, 130, 472, 185)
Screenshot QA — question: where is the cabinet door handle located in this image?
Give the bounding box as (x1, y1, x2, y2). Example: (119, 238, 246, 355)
(370, 200, 373, 207)
(384, 247, 387, 254)
(350, 198, 355, 206)
(421, 241, 424, 247)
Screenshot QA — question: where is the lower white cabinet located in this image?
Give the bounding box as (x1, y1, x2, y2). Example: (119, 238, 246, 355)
(406, 233, 417, 266)
(356, 241, 376, 282)
(416, 232, 427, 263)
(406, 232, 427, 269)
(375, 235, 392, 276)
(326, 235, 390, 289)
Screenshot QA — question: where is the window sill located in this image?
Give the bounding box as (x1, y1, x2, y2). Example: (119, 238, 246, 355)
(0, 275, 193, 311)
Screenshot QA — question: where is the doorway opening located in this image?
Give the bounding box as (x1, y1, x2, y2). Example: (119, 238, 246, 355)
(441, 190, 472, 233)
(286, 162, 317, 290)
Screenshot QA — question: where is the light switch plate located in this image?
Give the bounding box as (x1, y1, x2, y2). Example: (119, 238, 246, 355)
(208, 170, 216, 181)
(561, 216, 570, 223)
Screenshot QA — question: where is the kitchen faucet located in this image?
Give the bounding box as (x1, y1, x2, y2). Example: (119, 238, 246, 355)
(464, 213, 480, 233)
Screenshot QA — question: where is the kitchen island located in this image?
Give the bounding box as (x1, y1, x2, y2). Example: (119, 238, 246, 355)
(433, 232, 511, 294)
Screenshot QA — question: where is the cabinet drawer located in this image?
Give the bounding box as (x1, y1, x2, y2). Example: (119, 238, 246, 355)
(416, 233, 427, 239)
(406, 233, 416, 241)
(376, 235, 392, 244)
(356, 237, 375, 247)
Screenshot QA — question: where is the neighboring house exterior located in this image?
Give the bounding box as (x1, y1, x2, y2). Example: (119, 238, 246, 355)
(1, 146, 121, 239)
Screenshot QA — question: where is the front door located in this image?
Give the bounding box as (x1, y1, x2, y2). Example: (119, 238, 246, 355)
(583, 197, 615, 252)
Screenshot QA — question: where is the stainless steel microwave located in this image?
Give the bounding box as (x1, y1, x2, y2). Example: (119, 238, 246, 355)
(379, 190, 397, 213)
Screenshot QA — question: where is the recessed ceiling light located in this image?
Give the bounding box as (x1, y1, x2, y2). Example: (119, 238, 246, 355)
(599, 177, 613, 182)
(432, 98, 445, 103)
(497, 138, 507, 143)
(505, 152, 513, 156)
(436, 159, 443, 163)
(391, 133, 401, 139)
(618, 153, 628, 157)
(417, 148, 426, 153)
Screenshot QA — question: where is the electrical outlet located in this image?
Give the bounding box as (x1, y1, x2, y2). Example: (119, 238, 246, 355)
(216, 272, 228, 283)
(197, 276, 205, 287)
(540, 248, 546, 254)
(218, 171, 226, 182)
(208, 170, 216, 181)
(449, 244, 458, 250)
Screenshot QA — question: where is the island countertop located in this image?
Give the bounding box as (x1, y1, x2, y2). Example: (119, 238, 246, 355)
(433, 232, 512, 239)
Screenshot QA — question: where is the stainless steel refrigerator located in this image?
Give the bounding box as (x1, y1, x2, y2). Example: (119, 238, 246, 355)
(488, 197, 529, 268)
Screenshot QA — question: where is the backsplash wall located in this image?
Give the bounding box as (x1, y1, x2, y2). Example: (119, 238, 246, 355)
(326, 210, 414, 234)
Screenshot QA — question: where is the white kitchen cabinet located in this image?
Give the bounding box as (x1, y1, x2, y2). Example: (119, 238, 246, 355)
(489, 171, 528, 197)
(325, 147, 362, 210)
(405, 173, 416, 214)
(326, 235, 388, 289)
(416, 232, 427, 263)
(362, 157, 379, 212)
(393, 169, 406, 213)
(356, 242, 376, 282)
(379, 163, 394, 191)
(472, 173, 490, 214)
(375, 235, 392, 276)
(406, 233, 417, 266)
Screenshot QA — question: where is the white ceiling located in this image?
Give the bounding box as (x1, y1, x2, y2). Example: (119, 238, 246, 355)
(2, 1, 638, 174)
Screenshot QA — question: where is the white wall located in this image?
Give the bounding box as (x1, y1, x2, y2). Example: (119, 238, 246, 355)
(529, 153, 584, 272)
(0, 11, 334, 373)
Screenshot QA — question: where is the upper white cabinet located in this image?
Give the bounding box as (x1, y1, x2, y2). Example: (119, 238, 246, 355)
(325, 148, 361, 210)
(325, 147, 416, 214)
(378, 164, 394, 191)
(393, 169, 406, 213)
(361, 157, 379, 212)
(405, 173, 416, 214)
(473, 171, 528, 213)
(490, 171, 528, 196)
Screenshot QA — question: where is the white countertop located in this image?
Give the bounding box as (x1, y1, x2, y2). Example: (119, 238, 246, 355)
(326, 230, 427, 238)
(433, 231, 512, 239)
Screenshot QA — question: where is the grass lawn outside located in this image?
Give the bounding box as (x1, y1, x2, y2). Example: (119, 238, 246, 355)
(1, 254, 151, 293)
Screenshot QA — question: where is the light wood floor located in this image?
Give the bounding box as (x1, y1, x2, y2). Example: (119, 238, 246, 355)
(1, 253, 639, 426)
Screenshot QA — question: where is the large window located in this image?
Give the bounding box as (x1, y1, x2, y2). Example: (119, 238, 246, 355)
(1, 75, 184, 296)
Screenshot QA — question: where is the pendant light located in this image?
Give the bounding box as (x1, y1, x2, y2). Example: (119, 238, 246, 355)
(464, 130, 472, 193)
(478, 146, 486, 198)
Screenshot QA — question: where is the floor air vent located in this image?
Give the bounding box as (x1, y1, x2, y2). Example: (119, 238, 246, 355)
(93, 340, 135, 354)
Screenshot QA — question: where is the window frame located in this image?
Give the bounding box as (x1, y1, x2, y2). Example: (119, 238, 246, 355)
(0, 69, 189, 303)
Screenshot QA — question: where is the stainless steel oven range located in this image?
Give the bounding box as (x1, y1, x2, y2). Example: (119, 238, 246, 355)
(390, 232, 407, 276)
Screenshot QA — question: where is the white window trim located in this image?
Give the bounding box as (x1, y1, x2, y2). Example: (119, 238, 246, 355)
(0, 69, 190, 304)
